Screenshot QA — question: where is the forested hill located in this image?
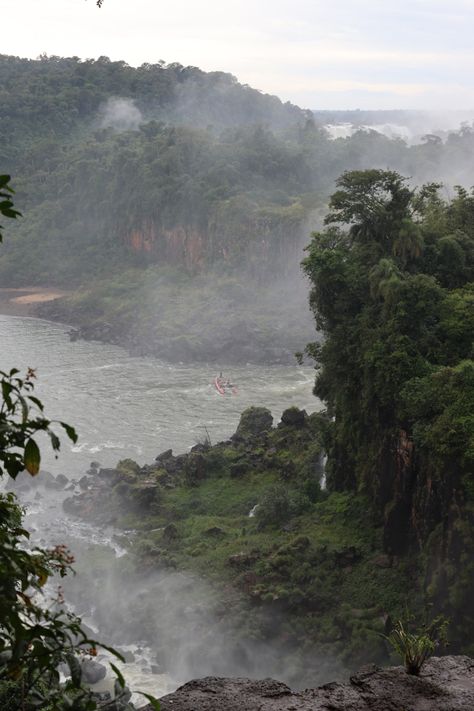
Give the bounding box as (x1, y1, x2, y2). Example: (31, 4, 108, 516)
(2, 54, 474, 363)
(2, 54, 474, 287)
(0, 54, 309, 142)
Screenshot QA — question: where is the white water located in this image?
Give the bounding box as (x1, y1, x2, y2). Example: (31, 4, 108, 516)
(1, 314, 320, 701)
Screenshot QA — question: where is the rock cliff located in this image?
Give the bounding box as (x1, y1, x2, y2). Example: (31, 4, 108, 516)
(148, 656, 474, 711)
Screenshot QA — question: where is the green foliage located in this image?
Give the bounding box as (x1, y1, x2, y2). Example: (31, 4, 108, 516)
(0, 175, 21, 242)
(256, 484, 311, 529)
(383, 616, 448, 675)
(303, 170, 474, 499)
(0, 367, 77, 479)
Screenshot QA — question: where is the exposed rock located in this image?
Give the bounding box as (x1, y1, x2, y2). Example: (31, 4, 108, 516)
(98, 468, 121, 485)
(155, 449, 173, 463)
(152, 656, 474, 711)
(280, 407, 307, 427)
(235, 407, 273, 439)
(184, 453, 207, 485)
(81, 659, 107, 684)
(55, 473, 69, 488)
(191, 443, 210, 454)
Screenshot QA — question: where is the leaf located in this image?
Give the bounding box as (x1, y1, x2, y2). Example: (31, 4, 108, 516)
(49, 431, 60, 451)
(28, 395, 44, 411)
(60, 422, 78, 444)
(24, 438, 41, 476)
(137, 692, 161, 710)
(37, 570, 49, 587)
(110, 662, 125, 689)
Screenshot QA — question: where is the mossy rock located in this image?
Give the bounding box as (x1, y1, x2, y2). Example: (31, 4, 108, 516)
(235, 407, 273, 439)
(184, 452, 207, 485)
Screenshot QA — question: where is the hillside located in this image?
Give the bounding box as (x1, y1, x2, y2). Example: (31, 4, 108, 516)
(2, 56, 474, 363)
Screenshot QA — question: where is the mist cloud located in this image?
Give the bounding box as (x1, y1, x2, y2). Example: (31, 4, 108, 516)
(100, 97, 143, 131)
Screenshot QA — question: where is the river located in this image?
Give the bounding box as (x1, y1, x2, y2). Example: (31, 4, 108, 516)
(0, 314, 320, 703)
(0, 315, 318, 475)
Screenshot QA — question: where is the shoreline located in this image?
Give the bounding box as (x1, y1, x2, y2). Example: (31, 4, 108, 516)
(0, 287, 68, 317)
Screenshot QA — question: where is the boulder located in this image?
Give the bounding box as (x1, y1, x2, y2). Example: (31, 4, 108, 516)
(235, 407, 273, 439)
(280, 407, 307, 427)
(81, 660, 107, 684)
(55, 473, 69, 488)
(184, 453, 207, 485)
(98, 468, 121, 485)
(155, 449, 173, 463)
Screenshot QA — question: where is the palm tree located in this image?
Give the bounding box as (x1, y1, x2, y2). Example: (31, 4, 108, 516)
(392, 217, 424, 266)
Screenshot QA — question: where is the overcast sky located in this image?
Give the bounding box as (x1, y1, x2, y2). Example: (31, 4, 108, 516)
(4, 0, 474, 110)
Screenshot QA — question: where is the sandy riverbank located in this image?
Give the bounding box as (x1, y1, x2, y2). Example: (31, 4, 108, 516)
(0, 287, 67, 316)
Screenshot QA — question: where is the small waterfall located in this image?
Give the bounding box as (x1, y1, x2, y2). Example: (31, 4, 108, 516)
(320, 452, 327, 491)
(248, 504, 259, 518)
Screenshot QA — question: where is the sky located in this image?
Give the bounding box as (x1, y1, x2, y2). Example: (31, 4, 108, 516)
(3, 0, 474, 110)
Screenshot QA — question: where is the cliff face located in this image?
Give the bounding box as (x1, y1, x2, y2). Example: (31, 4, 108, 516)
(124, 199, 310, 275)
(127, 223, 206, 271)
(152, 656, 474, 711)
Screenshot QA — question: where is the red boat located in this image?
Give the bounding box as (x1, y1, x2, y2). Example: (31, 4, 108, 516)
(214, 376, 238, 396)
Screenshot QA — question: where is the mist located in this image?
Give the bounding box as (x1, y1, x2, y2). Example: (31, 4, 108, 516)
(99, 97, 144, 131)
(62, 553, 342, 691)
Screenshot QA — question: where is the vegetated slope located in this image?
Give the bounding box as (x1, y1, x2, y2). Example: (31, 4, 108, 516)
(59, 171, 474, 682)
(2, 55, 474, 363)
(61, 407, 408, 686)
(303, 170, 474, 652)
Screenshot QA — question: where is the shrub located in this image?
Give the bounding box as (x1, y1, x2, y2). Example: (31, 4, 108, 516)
(256, 484, 311, 529)
(384, 616, 448, 675)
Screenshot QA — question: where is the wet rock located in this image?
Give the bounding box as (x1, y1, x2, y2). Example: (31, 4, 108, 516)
(81, 659, 107, 684)
(155, 449, 173, 463)
(153, 656, 474, 711)
(280, 406, 307, 427)
(98, 468, 121, 485)
(78, 475, 90, 490)
(55, 473, 69, 488)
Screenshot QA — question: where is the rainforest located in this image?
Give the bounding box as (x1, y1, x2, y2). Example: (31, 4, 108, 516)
(1, 38, 474, 711)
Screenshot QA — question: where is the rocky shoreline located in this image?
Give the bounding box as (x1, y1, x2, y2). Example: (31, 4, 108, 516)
(35, 287, 315, 367)
(151, 656, 474, 710)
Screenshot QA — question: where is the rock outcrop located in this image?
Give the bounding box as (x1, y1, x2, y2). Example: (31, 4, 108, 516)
(146, 656, 474, 711)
